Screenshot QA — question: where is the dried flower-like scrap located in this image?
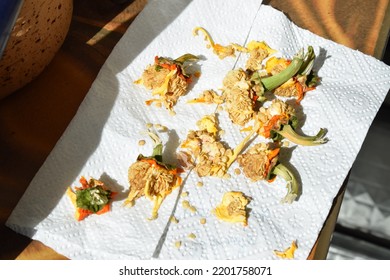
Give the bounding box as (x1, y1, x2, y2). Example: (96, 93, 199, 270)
(222, 68, 262, 126)
(237, 143, 280, 182)
(66, 177, 116, 221)
(265, 47, 320, 103)
(255, 99, 328, 146)
(205, 49, 319, 129)
(193, 26, 319, 103)
(181, 115, 233, 178)
(274, 240, 298, 259)
(193, 26, 275, 66)
(213, 191, 250, 226)
(123, 129, 183, 220)
(193, 27, 242, 59)
(181, 114, 260, 178)
(245, 40, 277, 71)
(135, 54, 199, 114)
(187, 89, 224, 105)
(237, 143, 299, 203)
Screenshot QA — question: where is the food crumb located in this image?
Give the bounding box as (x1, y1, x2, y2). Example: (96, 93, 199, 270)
(146, 123, 153, 128)
(170, 216, 179, 224)
(196, 181, 203, 187)
(194, 71, 201, 78)
(153, 123, 168, 132)
(274, 240, 298, 259)
(234, 168, 241, 175)
(182, 200, 190, 209)
(174, 241, 182, 248)
(182, 200, 196, 213)
(188, 233, 196, 239)
(181, 191, 189, 198)
(138, 139, 146, 146)
(200, 218, 206, 224)
(282, 141, 290, 147)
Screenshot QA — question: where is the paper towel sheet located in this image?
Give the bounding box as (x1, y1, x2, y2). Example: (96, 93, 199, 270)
(7, 0, 390, 260)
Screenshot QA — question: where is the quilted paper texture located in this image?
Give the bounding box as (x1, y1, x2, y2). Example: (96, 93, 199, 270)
(156, 5, 390, 260)
(6, 0, 264, 259)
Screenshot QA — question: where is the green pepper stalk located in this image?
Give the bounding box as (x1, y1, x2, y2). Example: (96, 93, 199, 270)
(259, 46, 316, 91)
(174, 53, 199, 64)
(271, 163, 300, 204)
(248, 46, 317, 105)
(257, 99, 328, 146)
(261, 48, 305, 91)
(276, 124, 328, 146)
(297, 46, 321, 90)
(298, 46, 315, 76)
(236, 142, 300, 204)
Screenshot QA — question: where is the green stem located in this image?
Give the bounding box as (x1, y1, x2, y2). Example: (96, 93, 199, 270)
(261, 48, 304, 91)
(145, 130, 163, 157)
(174, 53, 199, 64)
(152, 143, 163, 158)
(298, 46, 316, 75)
(276, 124, 328, 146)
(227, 123, 260, 168)
(271, 163, 299, 204)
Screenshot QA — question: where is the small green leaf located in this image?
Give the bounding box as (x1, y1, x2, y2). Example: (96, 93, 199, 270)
(76, 186, 111, 213)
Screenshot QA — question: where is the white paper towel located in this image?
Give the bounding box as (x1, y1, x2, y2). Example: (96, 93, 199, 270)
(6, 0, 390, 260)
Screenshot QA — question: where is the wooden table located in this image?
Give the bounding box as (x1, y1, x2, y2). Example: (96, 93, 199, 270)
(1, 0, 389, 260)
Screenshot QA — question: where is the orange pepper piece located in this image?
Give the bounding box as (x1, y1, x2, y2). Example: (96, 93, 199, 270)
(262, 115, 281, 138)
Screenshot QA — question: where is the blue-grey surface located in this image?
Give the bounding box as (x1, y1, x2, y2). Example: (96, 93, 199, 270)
(0, 0, 24, 57)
